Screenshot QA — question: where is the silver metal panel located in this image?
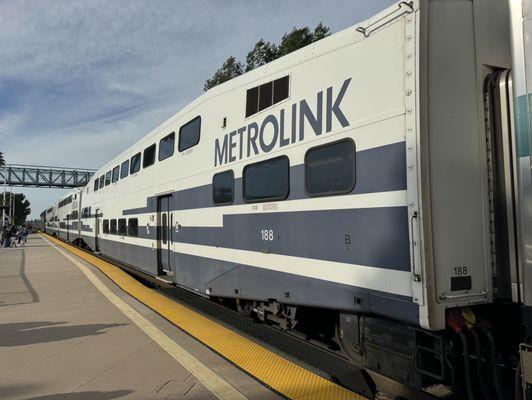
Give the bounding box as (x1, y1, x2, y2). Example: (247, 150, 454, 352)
(427, 0, 491, 305)
(509, 0, 532, 307)
(520, 343, 532, 387)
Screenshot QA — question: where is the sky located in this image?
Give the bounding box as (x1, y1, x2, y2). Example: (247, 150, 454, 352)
(0, 0, 396, 219)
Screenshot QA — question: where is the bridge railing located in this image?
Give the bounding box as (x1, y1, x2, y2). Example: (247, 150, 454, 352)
(0, 164, 96, 188)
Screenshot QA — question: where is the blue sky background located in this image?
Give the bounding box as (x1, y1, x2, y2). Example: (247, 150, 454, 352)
(0, 0, 396, 219)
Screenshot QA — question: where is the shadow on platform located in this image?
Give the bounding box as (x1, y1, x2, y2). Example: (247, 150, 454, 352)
(0, 248, 39, 307)
(0, 321, 127, 347)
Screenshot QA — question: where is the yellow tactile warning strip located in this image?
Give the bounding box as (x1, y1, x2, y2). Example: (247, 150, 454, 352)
(42, 234, 368, 400)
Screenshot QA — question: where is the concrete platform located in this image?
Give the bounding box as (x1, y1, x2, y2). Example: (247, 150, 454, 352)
(0, 235, 282, 400)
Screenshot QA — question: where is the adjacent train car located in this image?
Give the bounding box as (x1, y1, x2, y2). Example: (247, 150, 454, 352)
(43, 204, 58, 236)
(54, 189, 81, 242)
(42, 1, 532, 397)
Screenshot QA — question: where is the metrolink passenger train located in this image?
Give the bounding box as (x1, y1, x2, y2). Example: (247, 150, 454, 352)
(42, 1, 532, 398)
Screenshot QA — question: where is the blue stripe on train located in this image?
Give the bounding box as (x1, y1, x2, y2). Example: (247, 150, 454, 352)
(92, 236, 420, 326)
(123, 141, 407, 215)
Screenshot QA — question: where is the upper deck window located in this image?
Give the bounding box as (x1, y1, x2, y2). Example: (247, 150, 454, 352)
(99, 175, 105, 189)
(112, 165, 120, 183)
(179, 116, 201, 152)
(143, 144, 156, 168)
(105, 171, 111, 186)
(120, 160, 129, 179)
(159, 132, 175, 161)
(93, 179, 99, 192)
(130, 152, 141, 174)
(246, 75, 289, 117)
(305, 139, 355, 196)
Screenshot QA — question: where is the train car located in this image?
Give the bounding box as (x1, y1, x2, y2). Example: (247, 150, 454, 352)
(42, 0, 532, 397)
(55, 189, 81, 242)
(44, 204, 58, 236)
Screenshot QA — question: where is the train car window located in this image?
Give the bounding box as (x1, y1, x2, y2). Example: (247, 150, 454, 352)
(273, 76, 289, 104)
(105, 171, 111, 186)
(213, 170, 234, 205)
(128, 218, 138, 237)
(120, 160, 129, 179)
(243, 156, 289, 202)
(246, 76, 289, 118)
(99, 175, 105, 189)
(178, 116, 201, 152)
(246, 86, 259, 117)
(118, 218, 127, 235)
(112, 165, 120, 183)
(143, 144, 156, 168)
(130, 152, 141, 174)
(103, 219, 109, 234)
(305, 139, 356, 196)
(259, 81, 273, 111)
(159, 132, 175, 161)
(110, 219, 117, 234)
(93, 179, 99, 192)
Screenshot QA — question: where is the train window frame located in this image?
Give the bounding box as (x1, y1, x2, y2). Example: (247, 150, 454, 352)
(178, 116, 201, 152)
(120, 160, 129, 179)
(99, 175, 105, 189)
(304, 138, 356, 197)
(212, 170, 234, 206)
(103, 219, 109, 234)
(110, 219, 117, 234)
(143, 144, 156, 168)
(159, 132, 175, 161)
(93, 179, 99, 192)
(105, 171, 111, 186)
(112, 165, 120, 183)
(243, 155, 290, 203)
(128, 218, 138, 237)
(130, 152, 141, 174)
(118, 218, 127, 236)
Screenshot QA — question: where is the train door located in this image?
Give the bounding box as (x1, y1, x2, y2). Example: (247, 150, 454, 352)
(94, 208, 100, 252)
(66, 214, 70, 241)
(157, 195, 172, 276)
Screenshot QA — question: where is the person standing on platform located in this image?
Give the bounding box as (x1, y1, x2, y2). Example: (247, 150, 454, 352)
(0, 225, 6, 247)
(20, 226, 28, 247)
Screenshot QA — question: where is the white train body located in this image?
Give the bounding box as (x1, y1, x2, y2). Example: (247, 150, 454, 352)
(44, 0, 512, 330)
(44, 1, 532, 394)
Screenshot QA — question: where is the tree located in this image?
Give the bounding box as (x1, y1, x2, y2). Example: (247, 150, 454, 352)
(313, 22, 330, 41)
(245, 39, 278, 72)
(0, 193, 31, 225)
(277, 26, 314, 57)
(203, 56, 244, 91)
(204, 22, 331, 91)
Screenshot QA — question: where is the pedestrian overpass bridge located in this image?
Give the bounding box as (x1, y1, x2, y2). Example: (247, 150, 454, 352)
(0, 164, 96, 188)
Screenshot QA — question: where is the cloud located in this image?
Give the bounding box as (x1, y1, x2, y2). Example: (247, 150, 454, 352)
(0, 0, 396, 217)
